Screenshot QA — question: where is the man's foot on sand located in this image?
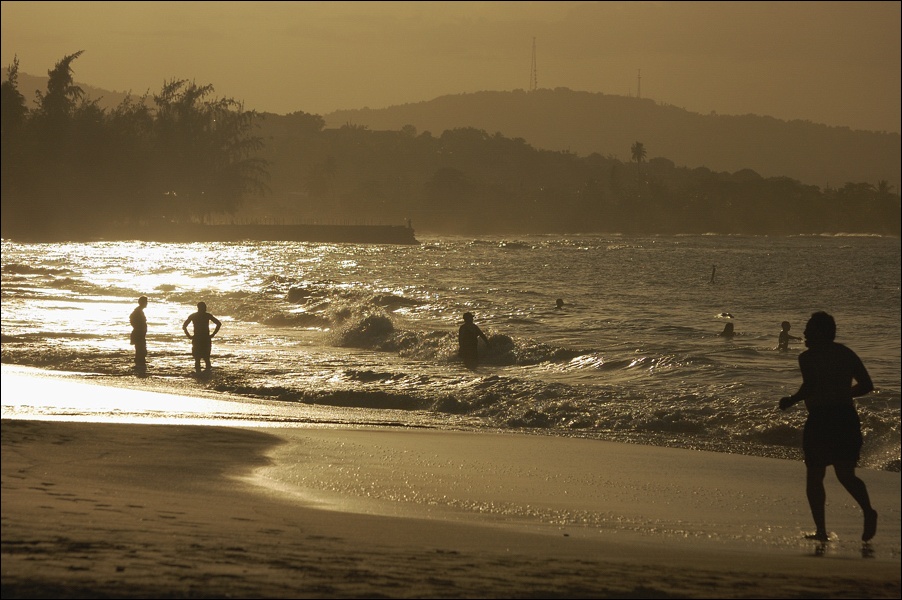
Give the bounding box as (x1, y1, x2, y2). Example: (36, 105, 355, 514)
(862, 509, 878, 542)
(805, 531, 829, 542)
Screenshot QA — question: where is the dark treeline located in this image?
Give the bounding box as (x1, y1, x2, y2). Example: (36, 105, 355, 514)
(1, 53, 267, 240)
(2, 53, 899, 240)
(259, 113, 900, 236)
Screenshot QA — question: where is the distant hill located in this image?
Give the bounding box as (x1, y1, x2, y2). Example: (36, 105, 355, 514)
(323, 88, 901, 193)
(8, 72, 899, 193)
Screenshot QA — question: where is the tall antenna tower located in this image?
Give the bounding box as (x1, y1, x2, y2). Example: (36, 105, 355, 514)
(637, 69, 641, 99)
(530, 37, 538, 92)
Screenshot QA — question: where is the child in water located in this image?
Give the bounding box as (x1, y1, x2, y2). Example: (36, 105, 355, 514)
(778, 321, 801, 351)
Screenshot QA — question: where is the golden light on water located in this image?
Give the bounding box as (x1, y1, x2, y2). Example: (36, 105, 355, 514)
(0, 366, 239, 424)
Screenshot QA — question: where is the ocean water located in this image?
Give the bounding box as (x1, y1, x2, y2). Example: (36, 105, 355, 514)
(2, 234, 899, 471)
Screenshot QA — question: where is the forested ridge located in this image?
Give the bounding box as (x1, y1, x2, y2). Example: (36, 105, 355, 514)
(326, 88, 901, 195)
(256, 113, 899, 236)
(2, 53, 899, 240)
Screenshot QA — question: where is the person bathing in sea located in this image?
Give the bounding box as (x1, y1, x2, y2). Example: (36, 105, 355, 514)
(129, 296, 148, 373)
(182, 301, 222, 372)
(458, 311, 490, 370)
(778, 320, 801, 351)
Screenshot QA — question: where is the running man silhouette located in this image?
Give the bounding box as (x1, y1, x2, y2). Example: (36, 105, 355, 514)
(182, 301, 222, 372)
(779, 311, 877, 542)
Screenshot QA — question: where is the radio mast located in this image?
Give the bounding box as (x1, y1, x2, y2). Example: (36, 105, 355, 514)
(530, 37, 538, 92)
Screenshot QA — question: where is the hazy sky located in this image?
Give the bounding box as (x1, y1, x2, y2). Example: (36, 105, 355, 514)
(2, 1, 899, 133)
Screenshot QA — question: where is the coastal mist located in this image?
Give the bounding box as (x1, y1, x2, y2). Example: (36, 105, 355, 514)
(2, 234, 899, 471)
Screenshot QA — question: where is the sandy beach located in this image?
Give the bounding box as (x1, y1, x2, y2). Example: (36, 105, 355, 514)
(2, 368, 899, 599)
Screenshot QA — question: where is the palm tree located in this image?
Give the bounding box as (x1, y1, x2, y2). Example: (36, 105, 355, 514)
(631, 141, 646, 176)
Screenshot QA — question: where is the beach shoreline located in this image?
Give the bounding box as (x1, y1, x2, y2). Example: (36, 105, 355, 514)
(2, 367, 900, 598)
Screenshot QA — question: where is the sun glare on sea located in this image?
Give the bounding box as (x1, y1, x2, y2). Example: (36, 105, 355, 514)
(86, 242, 261, 294)
(0, 366, 253, 424)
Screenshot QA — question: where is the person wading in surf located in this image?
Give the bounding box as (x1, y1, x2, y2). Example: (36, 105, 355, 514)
(129, 296, 148, 372)
(182, 301, 222, 372)
(458, 311, 490, 370)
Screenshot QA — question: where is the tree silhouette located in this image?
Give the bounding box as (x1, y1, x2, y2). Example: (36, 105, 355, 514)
(34, 51, 85, 126)
(1, 57, 28, 140)
(0, 53, 269, 238)
(631, 141, 646, 176)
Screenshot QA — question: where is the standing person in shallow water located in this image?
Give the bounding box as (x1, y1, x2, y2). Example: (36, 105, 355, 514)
(129, 296, 148, 373)
(779, 311, 877, 543)
(182, 302, 222, 372)
(778, 320, 801, 351)
(458, 312, 490, 370)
